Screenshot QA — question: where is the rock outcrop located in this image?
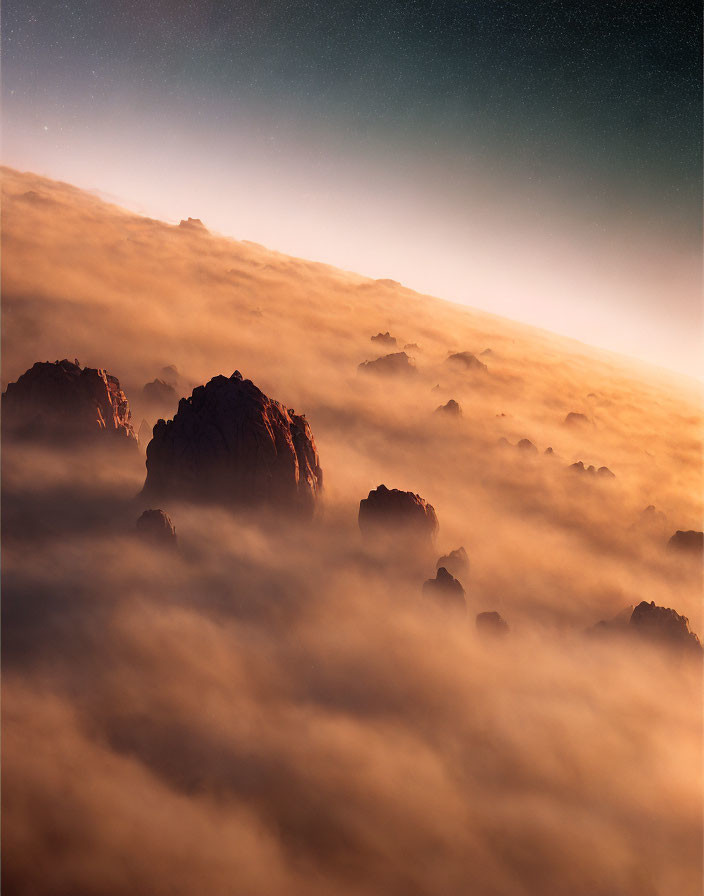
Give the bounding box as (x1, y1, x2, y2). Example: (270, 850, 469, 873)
(358, 352, 416, 377)
(446, 352, 488, 372)
(630, 601, 701, 655)
(142, 371, 322, 515)
(668, 530, 703, 553)
(570, 461, 614, 478)
(435, 399, 462, 416)
(564, 412, 590, 426)
(359, 485, 438, 544)
(436, 547, 469, 581)
(371, 332, 397, 347)
(136, 509, 177, 547)
(517, 438, 537, 453)
(2, 359, 136, 444)
(476, 611, 509, 637)
(179, 217, 207, 231)
(142, 378, 178, 407)
(422, 567, 466, 612)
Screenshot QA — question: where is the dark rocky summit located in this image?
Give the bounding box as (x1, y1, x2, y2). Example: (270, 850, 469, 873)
(358, 352, 416, 377)
(476, 611, 509, 637)
(446, 352, 488, 372)
(371, 332, 397, 347)
(592, 602, 701, 656)
(435, 399, 462, 417)
(630, 601, 701, 655)
(359, 485, 438, 544)
(142, 371, 323, 515)
(668, 530, 703, 553)
(423, 567, 466, 613)
(136, 509, 177, 547)
(2, 359, 136, 444)
(436, 546, 469, 580)
(564, 412, 590, 426)
(404, 343, 420, 352)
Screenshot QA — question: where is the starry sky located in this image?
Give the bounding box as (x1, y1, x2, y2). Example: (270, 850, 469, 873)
(3, 1, 702, 376)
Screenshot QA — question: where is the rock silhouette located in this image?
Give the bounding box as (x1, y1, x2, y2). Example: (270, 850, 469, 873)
(371, 332, 397, 347)
(564, 412, 590, 426)
(179, 217, 207, 231)
(570, 461, 614, 478)
(136, 509, 177, 547)
(517, 438, 537, 453)
(435, 399, 462, 416)
(2, 359, 136, 444)
(446, 351, 488, 372)
(358, 352, 416, 377)
(668, 530, 703, 553)
(142, 378, 178, 406)
(630, 601, 702, 655)
(142, 371, 323, 515)
(476, 611, 509, 637)
(422, 567, 466, 613)
(359, 485, 438, 545)
(436, 547, 469, 580)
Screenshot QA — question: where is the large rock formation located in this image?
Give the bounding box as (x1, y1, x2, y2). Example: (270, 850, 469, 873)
(436, 546, 469, 581)
(668, 530, 703, 553)
(2, 359, 136, 444)
(630, 601, 701, 655)
(142, 371, 323, 515)
(445, 352, 488, 372)
(358, 352, 416, 377)
(136, 509, 177, 547)
(422, 567, 466, 613)
(359, 485, 438, 544)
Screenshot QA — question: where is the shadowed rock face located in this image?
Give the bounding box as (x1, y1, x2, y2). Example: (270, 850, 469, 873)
(446, 351, 488, 372)
(668, 530, 703, 553)
(136, 509, 177, 547)
(178, 217, 207, 231)
(359, 485, 438, 544)
(630, 601, 702, 655)
(570, 461, 614, 478)
(422, 567, 466, 613)
(476, 611, 509, 637)
(358, 352, 416, 377)
(436, 547, 469, 580)
(435, 399, 462, 416)
(2, 359, 136, 444)
(142, 371, 323, 515)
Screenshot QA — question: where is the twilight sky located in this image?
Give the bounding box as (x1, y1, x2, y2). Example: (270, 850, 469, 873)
(3, 1, 702, 377)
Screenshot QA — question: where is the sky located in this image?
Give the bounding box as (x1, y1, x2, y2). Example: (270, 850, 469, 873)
(2, 0, 702, 377)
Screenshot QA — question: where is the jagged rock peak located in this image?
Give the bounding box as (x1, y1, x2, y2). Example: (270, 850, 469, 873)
(142, 371, 322, 515)
(2, 358, 136, 444)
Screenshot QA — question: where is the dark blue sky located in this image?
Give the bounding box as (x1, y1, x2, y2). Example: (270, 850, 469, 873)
(3, 0, 702, 374)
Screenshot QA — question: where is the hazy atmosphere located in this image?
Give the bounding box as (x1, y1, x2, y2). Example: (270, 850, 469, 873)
(3, 1, 702, 375)
(2, 2, 702, 895)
